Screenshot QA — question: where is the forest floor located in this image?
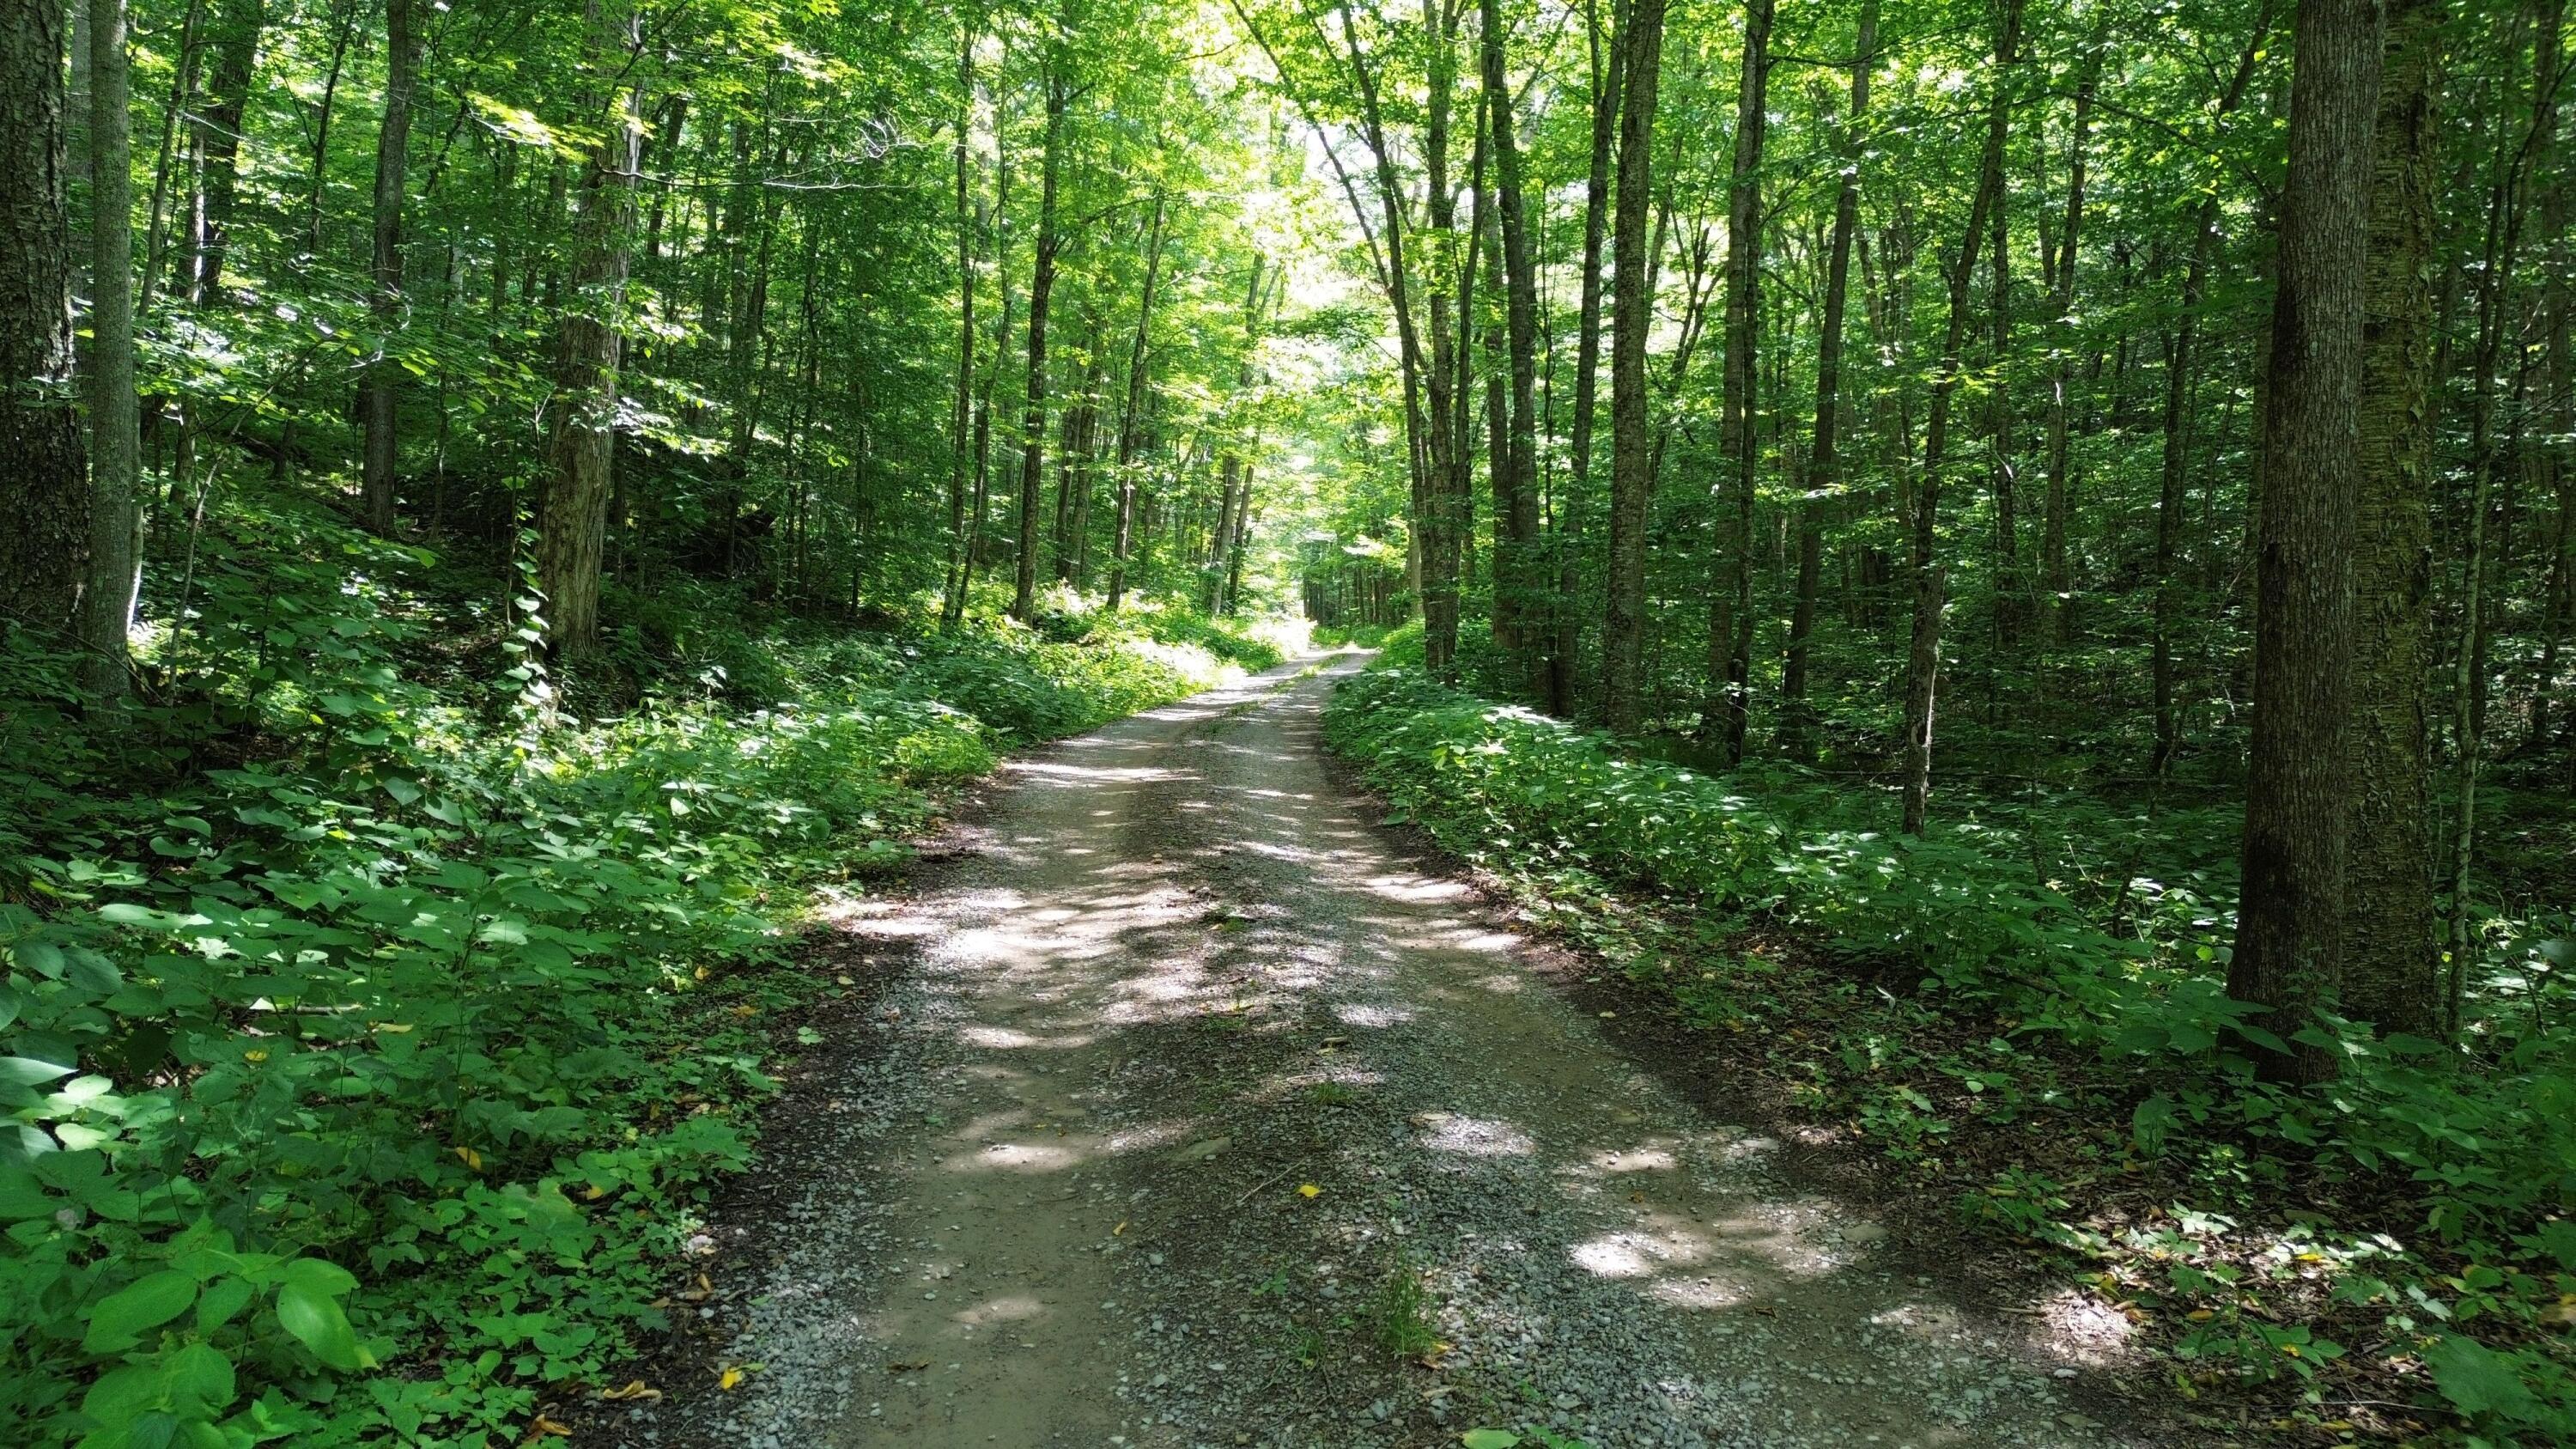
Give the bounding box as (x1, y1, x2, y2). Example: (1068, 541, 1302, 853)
(597, 654, 2168, 1449)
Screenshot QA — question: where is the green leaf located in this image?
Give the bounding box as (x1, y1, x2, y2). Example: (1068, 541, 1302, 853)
(0, 1053, 76, 1088)
(2425, 1335, 2537, 1421)
(83, 1269, 201, 1352)
(1461, 1433, 1522, 1449)
(276, 1282, 368, 1371)
(161, 1341, 238, 1416)
(276, 1257, 359, 1298)
(9, 939, 64, 977)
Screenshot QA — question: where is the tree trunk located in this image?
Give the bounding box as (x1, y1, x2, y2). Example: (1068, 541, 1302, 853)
(1108, 196, 1168, 609)
(2040, 15, 2106, 648)
(0, 0, 88, 636)
(2342, 0, 2442, 1039)
(359, 0, 416, 533)
(1780, 0, 1874, 763)
(536, 0, 638, 656)
(1603, 0, 1668, 734)
(1481, 0, 1543, 697)
(79, 0, 138, 695)
(1899, 0, 2022, 834)
(1702, 0, 1772, 760)
(187, 0, 259, 305)
(942, 26, 977, 624)
(1011, 69, 1066, 623)
(1553, 0, 1621, 718)
(2228, 0, 2381, 1085)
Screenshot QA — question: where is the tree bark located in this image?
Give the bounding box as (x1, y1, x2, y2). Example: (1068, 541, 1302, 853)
(0, 0, 88, 636)
(80, 0, 139, 695)
(1603, 0, 1667, 734)
(2342, 0, 2443, 1039)
(2228, 0, 2382, 1084)
(360, 0, 417, 533)
(1779, 0, 1874, 763)
(536, 0, 639, 656)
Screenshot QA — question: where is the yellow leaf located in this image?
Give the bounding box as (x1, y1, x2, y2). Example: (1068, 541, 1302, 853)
(245, 1050, 269, 1063)
(455, 1145, 484, 1171)
(1113, 1221, 1128, 1236)
(1297, 1184, 1321, 1199)
(694, 965, 709, 982)
(529, 1415, 572, 1437)
(2186, 1309, 2215, 1322)
(719, 1367, 744, 1391)
(600, 1380, 660, 1402)
(1598, 1011, 1616, 1019)
(583, 1184, 607, 1201)
(374, 1022, 414, 1034)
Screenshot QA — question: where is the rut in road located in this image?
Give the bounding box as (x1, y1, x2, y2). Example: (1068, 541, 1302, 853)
(629, 654, 2142, 1449)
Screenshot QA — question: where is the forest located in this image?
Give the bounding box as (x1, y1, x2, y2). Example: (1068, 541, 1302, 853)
(1, 0, 2573, 1440)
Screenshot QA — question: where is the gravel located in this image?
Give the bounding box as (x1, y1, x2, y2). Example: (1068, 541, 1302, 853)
(608, 656, 2160, 1449)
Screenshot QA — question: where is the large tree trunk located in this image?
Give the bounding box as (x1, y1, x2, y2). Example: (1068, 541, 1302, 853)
(2227, 0, 2381, 1085)
(1418, 0, 1466, 677)
(536, 0, 639, 656)
(359, 0, 416, 533)
(1701, 0, 1773, 760)
(1108, 197, 1167, 609)
(79, 0, 139, 696)
(1899, 0, 2022, 834)
(0, 0, 88, 635)
(1602, 0, 1667, 734)
(1010, 69, 1066, 624)
(2342, 0, 2443, 1038)
(1779, 0, 1874, 763)
(2534, 3, 2572, 753)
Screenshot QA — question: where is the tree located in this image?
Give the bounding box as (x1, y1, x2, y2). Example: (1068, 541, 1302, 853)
(79, 0, 139, 697)
(1778, 0, 1874, 763)
(1012, 64, 1069, 623)
(2343, 0, 2443, 1038)
(536, 0, 641, 655)
(0, 0, 88, 635)
(358, 0, 418, 534)
(1601, 0, 1666, 734)
(2228, 0, 2385, 1084)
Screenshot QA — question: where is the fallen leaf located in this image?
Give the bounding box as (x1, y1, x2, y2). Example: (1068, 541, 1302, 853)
(599, 1381, 660, 1402)
(1113, 1221, 1128, 1236)
(527, 1416, 572, 1438)
(454, 1145, 483, 1172)
(888, 1361, 932, 1373)
(1297, 1184, 1321, 1199)
(718, 1367, 745, 1391)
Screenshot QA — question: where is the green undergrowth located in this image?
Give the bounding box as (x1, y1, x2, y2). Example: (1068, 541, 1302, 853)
(0, 490, 1273, 1448)
(1324, 634, 2576, 1446)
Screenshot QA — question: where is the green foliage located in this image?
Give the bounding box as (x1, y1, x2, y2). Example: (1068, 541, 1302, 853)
(0, 490, 1254, 1447)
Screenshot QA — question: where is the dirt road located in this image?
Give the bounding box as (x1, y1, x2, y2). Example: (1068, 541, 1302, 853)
(624, 654, 2142, 1449)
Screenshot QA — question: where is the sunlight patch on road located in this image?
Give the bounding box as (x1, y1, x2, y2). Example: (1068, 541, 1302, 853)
(951, 1141, 1089, 1172)
(1411, 1111, 1537, 1158)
